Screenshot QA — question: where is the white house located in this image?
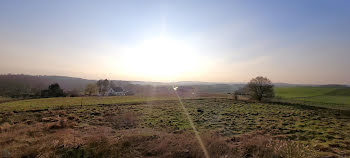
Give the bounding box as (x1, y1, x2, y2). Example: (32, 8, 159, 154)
(105, 87, 126, 96)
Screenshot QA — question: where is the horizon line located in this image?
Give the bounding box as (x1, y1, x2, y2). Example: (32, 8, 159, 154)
(1, 73, 349, 86)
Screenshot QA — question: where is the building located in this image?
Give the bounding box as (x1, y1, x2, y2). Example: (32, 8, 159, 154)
(105, 87, 126, 96)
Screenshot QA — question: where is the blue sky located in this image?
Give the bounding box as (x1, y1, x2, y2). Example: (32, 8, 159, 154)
(0, 0, 349, 84)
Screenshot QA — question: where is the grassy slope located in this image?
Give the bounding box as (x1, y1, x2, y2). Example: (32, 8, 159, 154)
(299, 95, 350, 106)
(1, 98, 348, 157)
(275, 87, 337, 98)
(0, 96, 178, 112)
(326, 88, 350, 96)
(0, 97, 15, 104)
(275, 87, 350, 110)
(0, 97, 13, 102)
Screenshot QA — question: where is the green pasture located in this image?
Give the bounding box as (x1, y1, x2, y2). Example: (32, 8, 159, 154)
(0, 97, 13, 102)
(275, 87, 350, 110)
(275, 87, 337, 98)
(0, 96, 177, 112)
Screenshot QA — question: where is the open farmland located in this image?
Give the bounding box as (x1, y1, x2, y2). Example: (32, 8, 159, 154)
(0, 96, 178, 112)
(1, 96, 349, 157)
(0, 97, 14, 104)
(2, 0, 350, 157)
(275, 87, 350, 110)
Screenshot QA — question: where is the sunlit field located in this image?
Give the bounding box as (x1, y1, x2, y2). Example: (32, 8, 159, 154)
(275, 87, 338, 99)
(275, 87, 350, 110)
(0, 96, 177, 112)
(0, 96, 14, 103)
(1, 96, 349, 157)
(1, 0, 350, 158)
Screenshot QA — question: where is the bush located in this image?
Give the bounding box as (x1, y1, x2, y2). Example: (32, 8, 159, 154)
(41, 83, 65, 98)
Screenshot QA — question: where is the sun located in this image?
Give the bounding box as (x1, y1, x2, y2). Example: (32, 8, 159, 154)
(121, 36, 199, 81)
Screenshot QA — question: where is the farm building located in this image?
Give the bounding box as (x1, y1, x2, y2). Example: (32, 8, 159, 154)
(104, 87, 126, 96)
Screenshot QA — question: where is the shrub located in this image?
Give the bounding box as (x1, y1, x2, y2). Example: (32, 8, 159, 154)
(41, 83, 65, 98)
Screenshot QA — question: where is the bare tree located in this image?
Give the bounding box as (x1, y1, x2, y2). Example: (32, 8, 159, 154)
(246, 76, 274, 101)
(96, 79, 110, 95)
(85, 83, 98, 96)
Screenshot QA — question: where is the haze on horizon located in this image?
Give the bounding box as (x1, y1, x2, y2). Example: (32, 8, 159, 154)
(1, 0, 349, 85)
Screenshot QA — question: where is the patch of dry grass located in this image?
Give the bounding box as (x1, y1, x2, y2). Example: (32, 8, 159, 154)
(0, 98, 335, 157)
(0, 121, 316, 158)
(105, 112, 140, 129)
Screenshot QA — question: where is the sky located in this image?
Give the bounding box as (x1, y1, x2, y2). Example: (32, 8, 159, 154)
(0, 0, 349, 84)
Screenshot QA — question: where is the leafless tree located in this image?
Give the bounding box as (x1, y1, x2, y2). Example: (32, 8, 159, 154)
(246, 76, 274, 101)
(85, 83, 98, 96)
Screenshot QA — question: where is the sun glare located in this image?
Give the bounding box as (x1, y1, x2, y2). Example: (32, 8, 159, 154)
(121, 36, 199, 80)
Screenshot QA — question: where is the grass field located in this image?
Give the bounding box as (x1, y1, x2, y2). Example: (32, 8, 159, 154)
(1, 96, 349, 157)
(275, 87, 338, 98)
(0, 96, 178, 112)
(275, 87, 350, 110)
(0, 96, 14, 103)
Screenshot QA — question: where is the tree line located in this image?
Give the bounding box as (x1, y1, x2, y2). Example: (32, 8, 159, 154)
(84, 79, 114, 96)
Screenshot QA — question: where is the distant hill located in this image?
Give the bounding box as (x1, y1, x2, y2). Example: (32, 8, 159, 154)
(0, 74, 96, 97)
(128, 81, 226, 86)
(173, 81, 220, 86)
(1, 74, 347, 98)
(128, 81, 168, 86)
(40, 75, 95, 90)
(273, 83, 350, 88)
(318, 84, 349, 88)
(190, 84, 245, 94)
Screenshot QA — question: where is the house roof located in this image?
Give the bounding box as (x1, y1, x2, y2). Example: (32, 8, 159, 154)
(112, 87, 124, 92)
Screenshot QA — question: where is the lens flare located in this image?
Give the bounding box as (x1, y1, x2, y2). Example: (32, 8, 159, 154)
(173, 85, 210, 158)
